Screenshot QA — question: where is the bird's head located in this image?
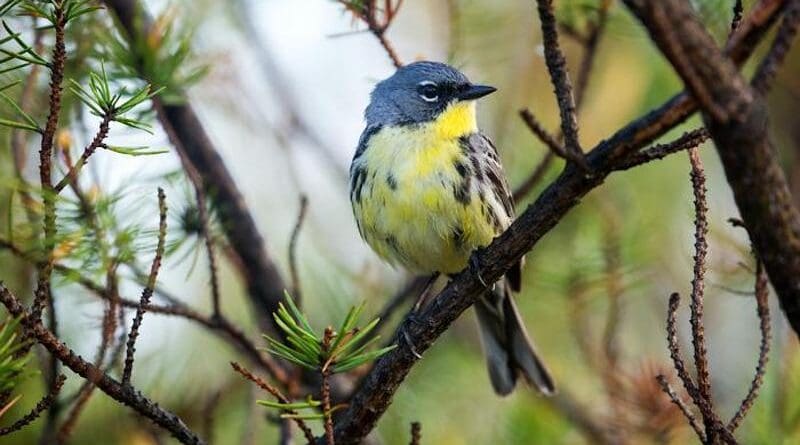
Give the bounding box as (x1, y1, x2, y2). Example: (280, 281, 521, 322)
(365, 61, 496, 127)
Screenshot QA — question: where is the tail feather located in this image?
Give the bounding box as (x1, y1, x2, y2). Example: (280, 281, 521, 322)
(475, 280, 555, 396)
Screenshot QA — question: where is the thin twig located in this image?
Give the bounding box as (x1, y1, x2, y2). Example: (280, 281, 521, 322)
(751, 0, 800, 94)
(687, 148, 714, 416)
(31, 2, 67, 326)
(53, 113, 112, 193)
(0, 285, 205, 444)
(614, 128, 709, 171)
(518, 108, 568, 158)
(573, 0, 610, 109)
(0, 374, 65, 437)
(409, 422, 421, 445)
(194, 178, 222, 318)
(289, 195, 308, 304)
(655, 375, 706, 441)
(732, 0, 745, 32)
(727, 261, 771, 431)
(57, 262, 121, 442)
(337, 0, 403, 68)
(321, 327, 335, 445)
(665, 293, 702, 407)
(512, 151, 556, 201)
(230, 362, 315, 444)
(122, 188, 167, 385)
(535, 0, 586, 168)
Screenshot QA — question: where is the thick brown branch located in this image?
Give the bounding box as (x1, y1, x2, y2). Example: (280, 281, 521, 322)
(624, 0, 800, 339)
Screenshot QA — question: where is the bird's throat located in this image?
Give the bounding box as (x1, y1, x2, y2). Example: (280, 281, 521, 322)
(430, 101, 478, 140)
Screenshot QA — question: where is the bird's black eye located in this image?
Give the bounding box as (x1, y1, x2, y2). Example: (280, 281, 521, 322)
(417, 81, 439, 102)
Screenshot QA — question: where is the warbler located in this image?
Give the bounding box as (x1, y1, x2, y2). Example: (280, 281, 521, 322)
(349, 61, 554, 395)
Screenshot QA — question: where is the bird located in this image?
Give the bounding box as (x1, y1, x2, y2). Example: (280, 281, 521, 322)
(348, 61, 555, 396)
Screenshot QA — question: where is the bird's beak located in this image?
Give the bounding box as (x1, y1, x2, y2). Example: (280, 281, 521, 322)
(457, 84, 497, 101)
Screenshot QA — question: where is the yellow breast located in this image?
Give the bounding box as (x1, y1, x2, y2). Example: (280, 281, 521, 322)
(351, 102, 498, 274)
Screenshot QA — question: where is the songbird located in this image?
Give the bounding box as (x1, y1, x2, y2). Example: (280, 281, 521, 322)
(349, 61, 555, 395)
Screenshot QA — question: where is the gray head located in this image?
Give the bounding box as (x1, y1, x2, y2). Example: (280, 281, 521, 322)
(365, 61, 496, 127)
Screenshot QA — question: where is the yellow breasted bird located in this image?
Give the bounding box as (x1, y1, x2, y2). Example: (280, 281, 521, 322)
(349, 61, 555, 395)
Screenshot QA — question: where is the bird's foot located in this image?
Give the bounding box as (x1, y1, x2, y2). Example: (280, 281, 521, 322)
(469, 250, 490, 290)
(400, 314, 423, 359)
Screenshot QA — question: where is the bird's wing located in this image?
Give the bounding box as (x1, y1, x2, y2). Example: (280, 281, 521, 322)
(472, 133, 515, 220)
(469, 132, 522, 291)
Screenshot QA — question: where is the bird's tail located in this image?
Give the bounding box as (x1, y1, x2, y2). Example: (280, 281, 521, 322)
(475, 279, 555, 396)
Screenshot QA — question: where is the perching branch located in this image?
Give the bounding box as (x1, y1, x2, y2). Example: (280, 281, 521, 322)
(328, 1, 787, 442)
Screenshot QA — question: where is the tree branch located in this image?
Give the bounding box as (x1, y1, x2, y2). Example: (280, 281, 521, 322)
(102, 0, 289, 337)
(623, 0, 800, 338)
(328, 1, 786, 442)
(0, 285, 205, 445)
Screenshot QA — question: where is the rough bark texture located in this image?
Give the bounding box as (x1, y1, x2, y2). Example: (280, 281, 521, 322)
(624, 0, 800, 336)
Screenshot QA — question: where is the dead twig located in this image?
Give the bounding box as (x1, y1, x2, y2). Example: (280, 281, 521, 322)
(535, 0, 587, 169)
(614, 128, 710, 171)
(409, 422, 421, 445)
(336, 0, 403, 68)
(751, 0, 800, 94)
(0, 285, 205, 444)
(122, 188, 167, 385)
(655, 375, 706, 441)
(230, 362, 315, 444)
(727, 261, 771, 431)
(0, 374, 65, 437)
(289, 195, 309, 304)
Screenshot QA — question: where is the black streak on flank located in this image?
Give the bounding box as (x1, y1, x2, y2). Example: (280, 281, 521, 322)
(459, 134, 484, 181)
(387, 174, 397, 190)
(350, 167, 367, 202)
(454, 160, 468, 178)
(454, 179, 471, 204)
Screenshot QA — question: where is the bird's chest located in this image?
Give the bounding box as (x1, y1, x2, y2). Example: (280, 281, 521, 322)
(351, 127, 494, 274)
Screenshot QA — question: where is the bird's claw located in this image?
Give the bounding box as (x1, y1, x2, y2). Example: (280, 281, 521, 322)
(400, 314, 423, 359)
(469, 253, 489, 289)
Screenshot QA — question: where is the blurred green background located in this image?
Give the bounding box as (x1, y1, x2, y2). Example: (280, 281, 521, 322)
(0, 0, 799, 444)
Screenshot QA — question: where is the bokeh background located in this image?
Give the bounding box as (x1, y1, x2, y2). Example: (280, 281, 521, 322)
(1, 0, 799, 444)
